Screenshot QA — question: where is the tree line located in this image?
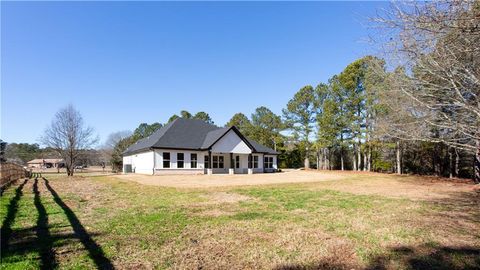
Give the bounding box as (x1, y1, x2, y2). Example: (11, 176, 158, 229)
(277, 1, 479, 181)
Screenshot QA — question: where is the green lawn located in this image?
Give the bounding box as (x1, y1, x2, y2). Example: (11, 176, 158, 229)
(1, 174, 479, 269)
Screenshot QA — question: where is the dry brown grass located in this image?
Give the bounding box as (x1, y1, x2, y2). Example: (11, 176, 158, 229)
(113, 170, 476, 199)
(1, 171, 478, 269)
(299, 172, 476, 200)
(199, 192, 252, 204)
(161, 223, 359, 270)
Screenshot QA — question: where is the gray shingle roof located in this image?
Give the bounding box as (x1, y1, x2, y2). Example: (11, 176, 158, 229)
(201, 128, 229, 149)
(123, 118, 278, 155)
(245, 138, 277, 154)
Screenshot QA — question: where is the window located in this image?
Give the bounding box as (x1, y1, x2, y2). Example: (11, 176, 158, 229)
(235, 156, 240, 168)
(177, 153, 184, 168)
(191, 153, 197, 168)
(264, 156, 274, 169)
(204, 155, 209, 169)
(213, 156, 224, 169)
(213, 156, 218, 168)
(163, 152, 170, 168)
(218, 156, 224, 168)
(253, 156, 258, 168)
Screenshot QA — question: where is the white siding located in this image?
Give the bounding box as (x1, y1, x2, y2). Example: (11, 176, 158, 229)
(252, 154, 263, 173)
(264, 155, 278, 172)
(123, 149, 278, 175)
(154, 149, 207, 174)
(210, 153, 231, 174)
(234, 154, 250, 174)
(211, 130, 252, 154)
(231, 154, 265, 174)
(123, 151, 154, 174)
(123, 155, 132, 166)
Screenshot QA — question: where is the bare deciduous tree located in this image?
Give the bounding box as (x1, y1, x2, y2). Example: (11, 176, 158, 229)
(41, 104, 98, 176)
(104, 131, 132, 150)
(372, 0, 480, 182)
(100, 130, 132, 170)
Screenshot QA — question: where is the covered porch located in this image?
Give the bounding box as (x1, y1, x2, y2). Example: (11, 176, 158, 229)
(204, 152, 263, 175)
(203, 125, 277, 175)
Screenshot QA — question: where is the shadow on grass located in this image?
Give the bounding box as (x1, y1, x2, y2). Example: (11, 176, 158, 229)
(4, 230, 103, 258)
(1, 178, 29, 252)
(33, 177, 57, 269)
(43, 177, 114, 269)
(273, 189, 480, 270)
(273, 244, 480, 270)
(367, 245, 480, 270)
(428, 190, 480, 226)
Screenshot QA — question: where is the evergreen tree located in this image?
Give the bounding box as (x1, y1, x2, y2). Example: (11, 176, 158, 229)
(193, 111, 214, 124)
(226, 113, 253, 136)
(168, 114, 179, 123)
(133, 122, 162, 140)
(180, 110, 192, 119)
(251, 107, 283, 150)
(283, 85, 317, 168)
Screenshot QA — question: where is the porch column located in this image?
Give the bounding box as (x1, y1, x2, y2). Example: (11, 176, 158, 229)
(229, 153, 234, 175)
(207, 150, 212, 175)
(248, 153, 253, 174)
(262, 154, 265, 173)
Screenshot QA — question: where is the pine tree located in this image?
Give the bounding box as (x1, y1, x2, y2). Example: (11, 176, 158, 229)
(283, 86, 316, 169)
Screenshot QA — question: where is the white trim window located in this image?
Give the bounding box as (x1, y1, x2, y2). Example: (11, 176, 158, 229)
(219, 156, 224, 168)
(191, 153, 197, 168)
(235, 156, 240, 168)
(213, 156, 224, 168)
(204, 155, 209, 169)
(177, 153, 184, 168)
(253, 156, 258, 168)
(264, 156, 274, 169)
(163, 152, 170, 168)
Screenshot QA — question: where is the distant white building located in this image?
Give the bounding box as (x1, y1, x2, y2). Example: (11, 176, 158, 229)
(27, 159, 65, 168)
(122, 118, 278, 175)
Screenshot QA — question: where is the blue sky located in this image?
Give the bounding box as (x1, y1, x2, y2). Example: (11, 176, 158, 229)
(1, 1, 388, 146)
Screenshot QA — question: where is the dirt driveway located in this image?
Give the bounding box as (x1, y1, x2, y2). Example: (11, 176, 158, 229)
(113, 170, 346, 188)
(112, 170, 478, 201)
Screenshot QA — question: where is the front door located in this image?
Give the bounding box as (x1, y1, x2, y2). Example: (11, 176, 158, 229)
(235, 155, 240, 169)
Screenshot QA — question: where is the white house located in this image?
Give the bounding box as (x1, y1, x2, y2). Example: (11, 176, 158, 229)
(122, 118, 278, 175)
(27, 159, 65, 169)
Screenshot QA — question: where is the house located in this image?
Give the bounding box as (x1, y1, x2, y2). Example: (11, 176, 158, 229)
(27, 158, 65, 168)
(122, 118, 278, 175)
